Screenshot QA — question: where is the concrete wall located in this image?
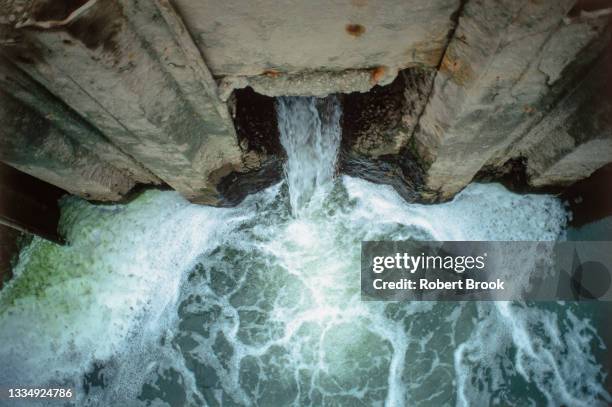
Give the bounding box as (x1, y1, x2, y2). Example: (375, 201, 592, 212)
(1, 0, 250, 204)
(0, 0, 611, 205)
(174, 0, 459, 76)
(413, 0, 612, 200)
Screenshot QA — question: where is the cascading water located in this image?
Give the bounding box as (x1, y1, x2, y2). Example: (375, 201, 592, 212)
(277, 96, 342, 215)
(0, 96, 610, 406)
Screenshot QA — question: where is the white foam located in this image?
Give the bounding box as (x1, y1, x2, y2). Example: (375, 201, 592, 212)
(277, 96, 342, 216)
(0, 190, 233, 403)
(0, 179, 608, 406)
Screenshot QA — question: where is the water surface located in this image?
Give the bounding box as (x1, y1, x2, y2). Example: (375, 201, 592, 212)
(0, 97, 609, 406)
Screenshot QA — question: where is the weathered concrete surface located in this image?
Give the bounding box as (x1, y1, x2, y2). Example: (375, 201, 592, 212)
(0, 56, 160, 186)
(173, 0, 460, 77)
(219, 66, 403, 100)
(413, 0, 612, 200)
(1, 0, 249, 204)
(0, 91, 137, 200)
(504, 44, 612, 188)
(206, 0, 461, 99)
(1, 0, 611, 207)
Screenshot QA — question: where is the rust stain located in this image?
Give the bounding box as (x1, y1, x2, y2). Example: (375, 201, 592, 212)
(408, 38, 446, 67)
(345, 23, 366, 37)
(262, 69, 281, 78)
(415, 47, 444, 68)
(439, 49, 474, 86)
(523, 105, 536, 114)
(370, 66, 387, 84)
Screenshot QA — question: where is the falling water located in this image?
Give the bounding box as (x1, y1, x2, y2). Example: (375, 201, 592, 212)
(277, 96, 342, 215)
(0, 96, 610, 406)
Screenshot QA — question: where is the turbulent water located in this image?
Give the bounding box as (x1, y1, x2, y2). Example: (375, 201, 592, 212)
(0, 97, 610, 406)
(277, 96, 341, 215)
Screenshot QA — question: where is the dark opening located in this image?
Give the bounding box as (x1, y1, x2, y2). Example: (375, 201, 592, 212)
(0, 162, 64, 244)
(562, 163, 612, 227)
(341, 72, 407, 154)
(232, 87, 283, 156)
(474, 157, 531, 193)
(31, 0, 90, 21)
(218, 87, 284, 206)
(227, 68, 434, 204)
(567, 0, 612, 17)
(339, 68, 433, 202)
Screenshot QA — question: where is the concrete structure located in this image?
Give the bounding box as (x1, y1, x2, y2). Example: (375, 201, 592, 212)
(0, 0, 610, 207)
(413, 0, 612, 200)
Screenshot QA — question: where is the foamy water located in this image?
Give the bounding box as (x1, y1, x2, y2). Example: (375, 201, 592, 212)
(0, 96, 609, 406)
(277, 96, 341, 216)
(0, 179, 609, 406)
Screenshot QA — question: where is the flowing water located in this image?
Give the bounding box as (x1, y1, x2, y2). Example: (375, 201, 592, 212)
(0, 97, 610, 406)
(277, 96, 341, 215)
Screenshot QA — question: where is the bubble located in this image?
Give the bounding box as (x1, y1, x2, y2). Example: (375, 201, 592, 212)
(0, 180, 608, 406)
